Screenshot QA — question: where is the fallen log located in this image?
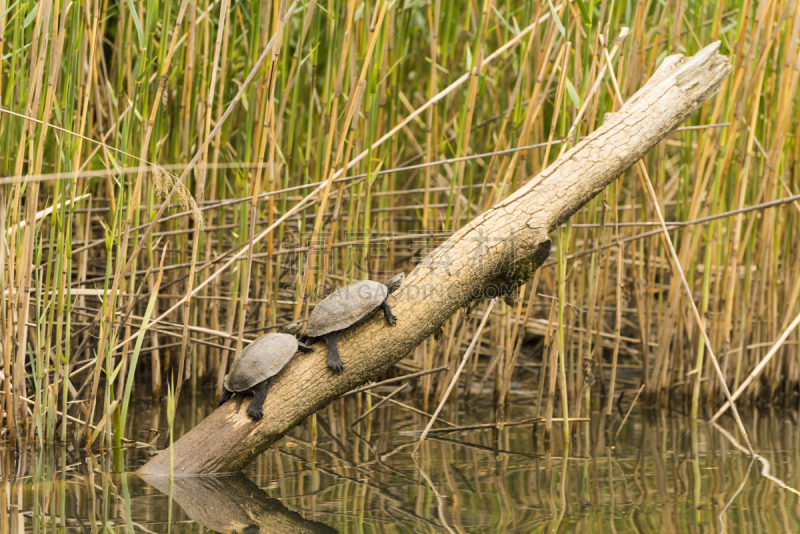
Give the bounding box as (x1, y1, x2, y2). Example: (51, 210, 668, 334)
(139, 42, 731, 476)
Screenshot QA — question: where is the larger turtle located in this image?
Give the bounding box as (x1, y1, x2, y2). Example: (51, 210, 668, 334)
(218, 322, 314, 420)
(305, 273, 404, 374)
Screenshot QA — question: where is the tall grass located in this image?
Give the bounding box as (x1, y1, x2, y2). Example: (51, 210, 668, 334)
(0, 0, 799, 446)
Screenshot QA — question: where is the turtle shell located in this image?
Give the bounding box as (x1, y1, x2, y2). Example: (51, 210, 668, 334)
(306, 280, 388, 337)
(224, 333, 299, 392)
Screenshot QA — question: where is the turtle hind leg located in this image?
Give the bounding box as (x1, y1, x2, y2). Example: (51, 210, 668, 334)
(218, 387, 233, 407)
(325, 332, 344, 374)
(297, 342, 315, 353)
(380, 300, 397, 326)
(246, 378, 272, 421)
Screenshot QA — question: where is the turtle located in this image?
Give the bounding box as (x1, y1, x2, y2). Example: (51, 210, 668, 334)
(304, 273, 404, 374)
(218, 322, 314, 420)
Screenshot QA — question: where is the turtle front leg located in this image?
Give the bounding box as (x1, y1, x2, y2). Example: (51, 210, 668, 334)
(380, 300, 397, 326)
(247, 378, 272, 421)
(218, 387, 233, 407)
(325, 332, 344, 374)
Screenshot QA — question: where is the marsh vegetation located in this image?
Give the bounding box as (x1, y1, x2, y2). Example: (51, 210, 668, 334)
(1, 0, 799, 529)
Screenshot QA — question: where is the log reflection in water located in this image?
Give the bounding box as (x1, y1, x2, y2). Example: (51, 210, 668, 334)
(139, 472, 338, 534)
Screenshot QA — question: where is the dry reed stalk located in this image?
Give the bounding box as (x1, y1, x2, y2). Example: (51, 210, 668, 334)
(366, 390, 456, 427)
(126, 0, 191, 225)
(293, 0, 388, 321)
(112, 1, 298, 285)
(350, 383, 407, 427)
(176, 0, 232, 404)
(541, 293, 558, 429)
(542, 42, 570, 168)
(485, 29, 560, 210)
(574, 201, 609, 421)
(338, 3, 563, 201)
(562, 191, 800, 265)
(234, 0, 290, 377)
(422, 0, 441, 229)
(447, 0, 493, 231)
(344, 365, 449, 396)
(214, 297, 239, 400)
(602, 49, 751, 450)
(84, 3, 298, 375)
(711, 310, 800, 421)
(82, 0, 276, 425)
(412, 299, 495, 455)
(21, 0, 69, 442)
(613, 391, 645, 447)
(605, 242, 624, 415)
(427, 312, 462, 409)
(106, 0, 194, 406)
(0, 195, 9, 434)
(497, 274, 541, 420)
(70, 0, 99, 175)
(112, 191, 317, 351)
(419, 417, 589, 435)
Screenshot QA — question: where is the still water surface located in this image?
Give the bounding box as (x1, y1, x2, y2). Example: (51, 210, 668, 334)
(4, 390, 800, 533)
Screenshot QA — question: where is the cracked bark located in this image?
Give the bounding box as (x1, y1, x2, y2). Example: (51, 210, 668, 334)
(140, 42, 731, 475)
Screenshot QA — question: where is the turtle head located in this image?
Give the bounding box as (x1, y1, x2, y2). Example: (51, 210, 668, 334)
(282, 321, 304, 336)
(384, 272, 405, 294)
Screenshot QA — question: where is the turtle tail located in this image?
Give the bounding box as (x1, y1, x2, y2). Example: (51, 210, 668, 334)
(235, 394, 244, 414)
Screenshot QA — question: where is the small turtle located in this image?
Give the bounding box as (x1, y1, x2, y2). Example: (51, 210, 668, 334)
(304, 273, 404, 374)
(218, 322, 314, 420)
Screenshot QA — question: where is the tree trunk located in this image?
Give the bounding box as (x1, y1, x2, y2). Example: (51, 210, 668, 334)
(139, 42, 730, 476)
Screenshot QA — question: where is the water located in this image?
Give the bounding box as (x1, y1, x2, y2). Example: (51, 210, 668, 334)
(4, 390, 800, 533)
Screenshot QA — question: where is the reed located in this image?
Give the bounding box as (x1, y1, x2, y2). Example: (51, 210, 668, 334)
(166, 376, 176, 533)
(0, 0, 798, 451)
